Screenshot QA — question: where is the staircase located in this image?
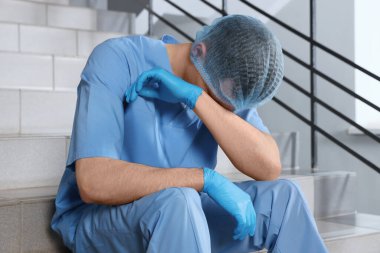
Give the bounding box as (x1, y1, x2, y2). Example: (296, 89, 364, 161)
(1, 0, 380, 252)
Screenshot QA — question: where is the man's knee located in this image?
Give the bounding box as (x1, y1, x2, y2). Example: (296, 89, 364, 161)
(276, 179, 303, 197)
(144, 187, 206, 233)
(159, 187, 202, 210)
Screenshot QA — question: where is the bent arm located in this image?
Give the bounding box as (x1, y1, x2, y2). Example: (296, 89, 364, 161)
(193, 91, 281, 181)
(76, 157, 204, 205)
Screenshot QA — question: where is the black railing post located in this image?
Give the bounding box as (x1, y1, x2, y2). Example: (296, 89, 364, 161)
(147, 0, 153, 36)
(310, 0, 318, 173)
(144, 0, 380, 175)
(222, 0, 227, 16)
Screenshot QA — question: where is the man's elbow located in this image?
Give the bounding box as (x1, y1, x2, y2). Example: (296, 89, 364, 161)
(266, 160, 282, 180)
(77, 177, 98, 204)
(76, 159, 104, 204)
(244, 160, 281, 181)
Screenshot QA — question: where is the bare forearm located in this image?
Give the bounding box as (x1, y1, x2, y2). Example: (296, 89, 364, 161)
(76, 157, 204, 205)
(193, 91, 281, 180)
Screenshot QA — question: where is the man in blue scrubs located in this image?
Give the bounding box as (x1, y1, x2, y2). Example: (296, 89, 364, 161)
(51, 15, 328, 253)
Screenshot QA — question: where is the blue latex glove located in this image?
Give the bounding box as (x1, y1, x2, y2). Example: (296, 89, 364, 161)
(125, 68, 203, 109)
(203, 167, 256, 240)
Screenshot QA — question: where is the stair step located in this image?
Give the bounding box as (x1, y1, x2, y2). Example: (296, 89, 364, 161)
(224, 172, 315, 215)
(0, 51, 53, 89)
(279, 170, 357, 219)
(0, 89, 76, 135)
(1, 186, 379, 253)
(0, 135, 69, 190)
(323, 213, 380, 231)
(317, 216, 380, 253)
(0, 0, 134, 33)
(0, 187, 69, 253)
(312, 170, 357, 218)
(0, 89, 19, 133)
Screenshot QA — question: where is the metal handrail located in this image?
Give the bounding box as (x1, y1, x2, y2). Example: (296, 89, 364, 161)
(283, 76, 380, 143)
(238, 0, 380, 82)
(165, 0, 207, 26)
(143, 1, 380, 174)
(273, 97, 380, 174)
(282, 50, 380, 113)
(199, 0, 227, 16)
(145, 6, 193, 41)
(148, 0, 380, 114)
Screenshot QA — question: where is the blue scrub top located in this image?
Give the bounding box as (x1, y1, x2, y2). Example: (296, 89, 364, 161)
(51, 34, 270, 248)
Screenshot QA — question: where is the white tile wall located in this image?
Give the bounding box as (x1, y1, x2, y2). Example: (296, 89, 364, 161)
(97, 9, 131, 34)
(0, 52, 53, 89)
(54, 56, 87, 90)
(0, 136, 67, 190)
(47, 5, 97, 30)
(0, 89, 20, 133)
(0, 23, 18, 52)
(0, 0, 46, 25)
(21, 90, 76, 134)
(77, 30, 123, 56)
(20, 25, 77, 56)
(31, 0, 69, 5)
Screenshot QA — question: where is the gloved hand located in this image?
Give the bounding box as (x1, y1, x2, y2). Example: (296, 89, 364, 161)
(125, 68, 203, 109)
(202, 167, 256, 240)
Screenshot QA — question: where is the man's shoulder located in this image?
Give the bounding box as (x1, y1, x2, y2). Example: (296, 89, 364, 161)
(95, 35, 156, 53)
(86, 35, 159, 69)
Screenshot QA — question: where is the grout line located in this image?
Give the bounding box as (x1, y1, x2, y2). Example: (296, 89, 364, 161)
(0, 86, 76, 93)
(76, 30, 79, 56)
(18, 89, 22, 135)
(45, 4, 48, 26)
(17, 24, 21, 52)
(20, 203, 23, 253)
(52, 55, 55, 90)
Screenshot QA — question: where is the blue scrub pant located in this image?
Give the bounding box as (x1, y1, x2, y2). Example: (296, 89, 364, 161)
(73, 179, 328, 253)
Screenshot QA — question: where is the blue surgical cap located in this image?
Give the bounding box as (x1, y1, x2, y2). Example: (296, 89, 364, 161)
(190, 15, 284, 111)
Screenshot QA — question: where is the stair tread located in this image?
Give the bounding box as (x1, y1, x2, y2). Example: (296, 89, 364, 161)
(322, 213, 380, 231)
(224, 171, 314, 182)
(0, 185, 379, 251)
(0, 186, 58, 202)
(0, 133, 71, 139)
(317, 219, 380, 241)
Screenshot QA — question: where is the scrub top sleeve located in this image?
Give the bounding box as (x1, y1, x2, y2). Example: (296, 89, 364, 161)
(236, 108, 271, 135)
(66, 40, 130, 168)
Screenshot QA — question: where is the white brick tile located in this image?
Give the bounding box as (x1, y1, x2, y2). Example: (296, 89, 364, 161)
(77, 30, 123, 56)
(21, 90, 76, 134)
(0, 89, 20, 133)
(54, 56, 86, 90)
(0, 136, 66, 189)
(0, 0, 46, 25)
(97, 10, 132, 34)
(20, 25, 76, 56)
(31, 0, 69, 5)
(0, 52, 52, 89)
(47, 5, 97, 30)
(0, 23, 18, 52)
